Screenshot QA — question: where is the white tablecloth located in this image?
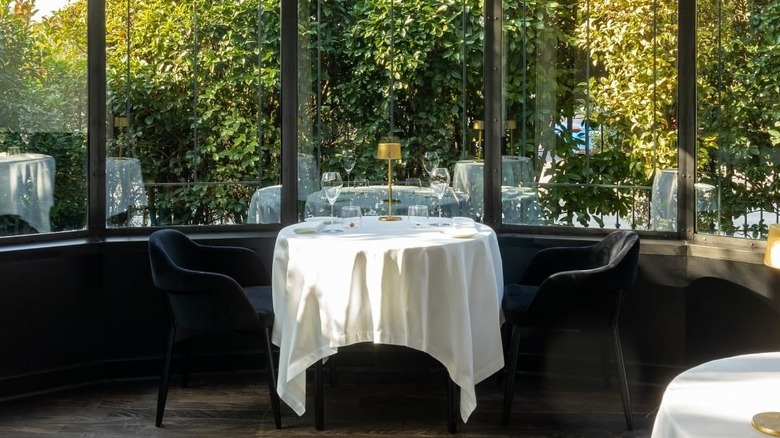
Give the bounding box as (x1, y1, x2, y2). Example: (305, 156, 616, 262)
(651, 352, 780, 437)
(106, 157, 147, 217)
(271, 216, 505, 422)
(453, 157, 534, 217)
(247, 185, 281, 224)
(0, 153, 55, 232)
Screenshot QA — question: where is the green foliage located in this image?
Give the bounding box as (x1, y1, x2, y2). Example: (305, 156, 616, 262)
(2, 0, 778, 234)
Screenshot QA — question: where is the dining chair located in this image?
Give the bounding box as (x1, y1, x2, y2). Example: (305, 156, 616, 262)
(148, 229, 282, 428)
(501, 230, 640, 430)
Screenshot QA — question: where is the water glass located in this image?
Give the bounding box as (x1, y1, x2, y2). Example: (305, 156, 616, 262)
(408, 205, 429, 228)
(341, 205, 362, 230)
(8, 146, 21, 156)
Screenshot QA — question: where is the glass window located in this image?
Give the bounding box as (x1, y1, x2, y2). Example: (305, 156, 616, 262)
(502, 0, 678, 230)
(298, 0, 483, 224)
(0, 1, 88, 236)
(106, 0, 281, 227)
(696, 0, 780, 238)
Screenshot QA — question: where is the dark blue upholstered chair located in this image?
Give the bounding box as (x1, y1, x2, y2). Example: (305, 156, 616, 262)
(148, 229, 281, 428)
(501, 230, 640, 430)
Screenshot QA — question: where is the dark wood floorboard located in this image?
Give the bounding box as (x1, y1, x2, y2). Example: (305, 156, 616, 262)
(0, 370, 662, 437)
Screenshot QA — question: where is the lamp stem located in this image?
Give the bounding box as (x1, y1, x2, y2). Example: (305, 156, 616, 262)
(387, 158, 393, 217)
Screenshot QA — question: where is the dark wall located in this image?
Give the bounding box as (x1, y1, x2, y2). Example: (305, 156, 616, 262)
(1, 232, 778, 399)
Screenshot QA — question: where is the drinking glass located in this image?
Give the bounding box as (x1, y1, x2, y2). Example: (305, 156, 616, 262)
(408, 205, 429, 228)
(423, 151, 440, 177)
(342, 150, 356, 187)
(429, 167, 450, 226)
(341, 205, 362, 230)
(321, 171, 343, 233)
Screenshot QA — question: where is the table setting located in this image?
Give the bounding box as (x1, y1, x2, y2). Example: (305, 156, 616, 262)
(271, 210, 505, 423)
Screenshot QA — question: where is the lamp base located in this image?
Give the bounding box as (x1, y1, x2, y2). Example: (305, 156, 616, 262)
(378, 215, 402, 222)
(753, 412, 780, 436)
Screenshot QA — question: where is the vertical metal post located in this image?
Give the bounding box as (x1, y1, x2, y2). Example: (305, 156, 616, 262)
(280, 0, 299, 224)
(483, 0, 503, 228)
(88, 0, 107, 234)
(678, 0, 696, 240)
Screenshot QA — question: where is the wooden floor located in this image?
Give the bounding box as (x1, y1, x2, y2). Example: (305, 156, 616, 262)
(0, 367, 663, 437)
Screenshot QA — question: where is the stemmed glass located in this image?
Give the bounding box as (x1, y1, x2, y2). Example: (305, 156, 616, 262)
(429, 167, 451, 227)
(321, 171, 343, 233)
(342, 150, 356, 187)
(423, 151, 440, 178)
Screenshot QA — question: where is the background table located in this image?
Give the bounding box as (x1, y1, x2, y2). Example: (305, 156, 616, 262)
(247, 185, 281, 224)
(304, 185, 464, 219)
(106, 157, 147, 218)
(271, 216, 505, 423)
(0, 153, 55, 232)
(453, 157, 534, 217)
(651, 352, 780, 437)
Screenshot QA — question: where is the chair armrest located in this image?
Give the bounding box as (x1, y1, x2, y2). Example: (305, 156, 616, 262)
(193, 244, 271, 287)
(519, 245, 596, 285)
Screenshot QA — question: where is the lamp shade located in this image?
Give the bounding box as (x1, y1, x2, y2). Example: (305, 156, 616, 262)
(765, 223, 780, 269)
(505, 120, 517, 130)
(377, 142, 401, 160)
(473, 120, 484, 130)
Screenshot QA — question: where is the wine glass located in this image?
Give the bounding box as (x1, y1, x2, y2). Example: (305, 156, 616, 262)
(429, 167, 450, 226)
(321, 171, 343, 233)
(408, 204, 429, 228)
(342, 150, 356, 187)
(423, 151, 440, 177)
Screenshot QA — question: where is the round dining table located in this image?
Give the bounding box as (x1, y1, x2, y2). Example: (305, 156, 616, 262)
(271, 216, 505, 424)
(652, 352, 780, 437)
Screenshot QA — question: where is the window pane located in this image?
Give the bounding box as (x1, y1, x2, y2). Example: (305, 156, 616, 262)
(300, 0, 482, 223)
(697, 0, 780, 238)
(503, 0, 677, 229)
(0, 1, 88, 237)
(107, 0, 281, 227)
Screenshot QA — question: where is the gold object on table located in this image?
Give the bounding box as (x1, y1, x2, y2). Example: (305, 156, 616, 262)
(753, 412, 780, 436)
(473, 120, 484, 161)
(377, 141, 402, 221)
(765, 223, 780, 268)
(753, 224, 780, 435)
(505, 119, 517, 157)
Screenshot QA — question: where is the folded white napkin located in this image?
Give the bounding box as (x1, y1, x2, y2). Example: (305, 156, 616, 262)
(293, 220, 325, 234)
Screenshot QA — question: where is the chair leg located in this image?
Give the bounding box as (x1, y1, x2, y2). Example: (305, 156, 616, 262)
(314, 359, 324, 431)
(262, 327, 282, 429)
(156, 325, 176, 427)
(501, 325, 522, 428)
(446, 373, 457, 434)
(181, 338, 191, 388)
(612, 291, 633, 431)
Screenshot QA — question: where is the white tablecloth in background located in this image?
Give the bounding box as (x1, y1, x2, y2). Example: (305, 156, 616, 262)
(247, 185, 281, 224)
(0, 153, 55, 232)
(271, 216, 504, 423)
(651, 352, 780, 437)
(453, 157, 534, 217)
(106, 157, 147, 217)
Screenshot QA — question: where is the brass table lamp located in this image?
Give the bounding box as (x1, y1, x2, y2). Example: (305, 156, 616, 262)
(473, 120, 484, 161)
(505, 119, 517, 157)
(377, 141, 402, 221)
(753, 223, 780, 436)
